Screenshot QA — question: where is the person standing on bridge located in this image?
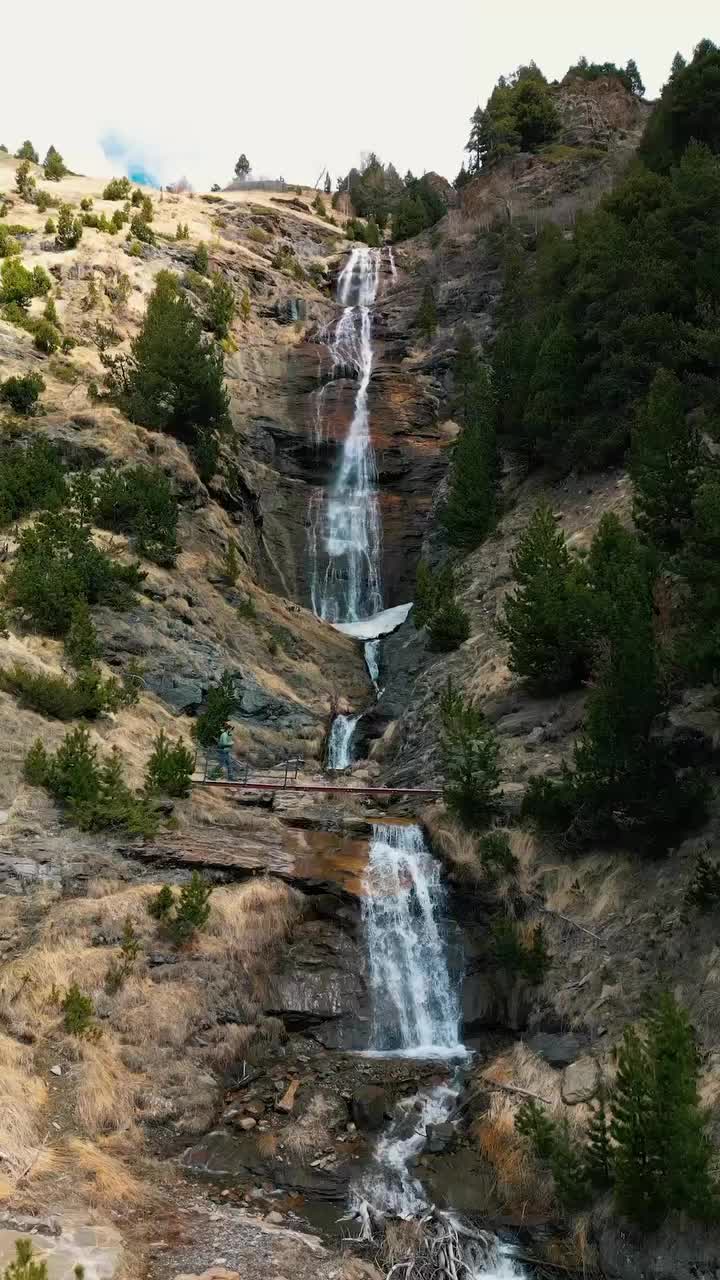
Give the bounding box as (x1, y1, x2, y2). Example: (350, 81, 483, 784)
(217, 726, 235, 780)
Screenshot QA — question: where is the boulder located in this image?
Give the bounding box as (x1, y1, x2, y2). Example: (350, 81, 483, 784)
(276, 1078, 299, 1114)
(526, 1032, 590, 1068)
(351, 1085, 389, 1132)
(425, 1122, 455, 1154)
(561, 1056, 600, 1104)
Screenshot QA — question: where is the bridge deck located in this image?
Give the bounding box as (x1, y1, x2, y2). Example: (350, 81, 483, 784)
(194, 780, 441, 797)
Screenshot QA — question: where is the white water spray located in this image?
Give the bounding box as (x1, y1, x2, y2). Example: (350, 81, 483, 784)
(362, 823, 465, 1058)
(327, 712, 360, 771)
(310, 246, 384, 626)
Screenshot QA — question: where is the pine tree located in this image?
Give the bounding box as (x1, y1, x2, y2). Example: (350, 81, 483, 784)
(685, 852, 720, 911)
(441, 364, 498, 549)
(611, 994, 717, 1227)
(324, 172, 332, 195)
(670, 51, 687, 78)
(221, 540, 241, 584)
(681, 480, 720, 678)
(550, 1121, 592, 1211)
(439, 679, 500, 827)
(625, 58, 645, 96)
(416, 282, 438, 340)
(55, 203, 83, 249)
(585, 1092, 614, 1189)
(43, 146, 66, 181)
(515, 1099, 557, 1159)
(194, 671, 239, 747)
(452, 326, 480, 423)
(65, 601, 101, 669)
(465, 106, 486, 173)
(427, 598, 470, 652)
(631, 369, 701, 552)
(15, 140, 38, 163)
(119, 271, 229, 454)
(498, 504, 591, 692)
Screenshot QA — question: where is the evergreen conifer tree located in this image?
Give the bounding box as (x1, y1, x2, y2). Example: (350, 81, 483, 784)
(585, 1092, 614, 1189)
(465, 106, 486, 172)
(118, 271, 229, 457)
(439, 679, 500, 826)
(15, 140, 38, 163)
(611, 994, 717, 1227)
(681, 480, 720, 679)
(416, 282, 438, 340)
(631, 369, 701, 552)
(441, 364, 498, 549)
(498, 504, 590, 692)
(43, 146, 66, 180)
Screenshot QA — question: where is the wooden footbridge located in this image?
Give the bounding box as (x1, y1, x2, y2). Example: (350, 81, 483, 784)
(194, 752, 442, 798)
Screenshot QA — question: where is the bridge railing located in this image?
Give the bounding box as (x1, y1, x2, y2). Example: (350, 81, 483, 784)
(201, 749, 304, 787)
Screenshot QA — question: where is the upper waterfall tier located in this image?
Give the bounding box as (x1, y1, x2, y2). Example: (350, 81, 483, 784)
(309, 246, 384, 625)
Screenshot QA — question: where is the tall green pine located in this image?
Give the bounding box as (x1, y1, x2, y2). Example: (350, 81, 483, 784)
(630, 369, 701, 552)
(442, 364, 498, 549)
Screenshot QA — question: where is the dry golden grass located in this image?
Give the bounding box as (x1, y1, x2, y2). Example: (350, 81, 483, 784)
(0, 1033, 47, 1180)
(63, 1138, 147, 1210)
(113, 977, 205, 1049)
(256, 1132, 279, 1158)
(39, 886, 156, 947)
(74, 1039, 137, 1135)
(205, 1023, 256, 1071)
(380, 1220, 428, 1268)
(283, 1092, 339, 1159)
(472, 1043, 589, 1215)
(0, 944, 108, 1034)
(201, 879, 302, 962)
(422, 811, 482, 884)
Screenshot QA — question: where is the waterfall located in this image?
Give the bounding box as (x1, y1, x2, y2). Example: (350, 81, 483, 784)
(362, 823, 465, 1058)
(327, 712, 360, 771)
(310, 246, 384, 626)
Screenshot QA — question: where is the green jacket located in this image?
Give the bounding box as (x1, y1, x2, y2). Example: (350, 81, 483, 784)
(218, 730, 233, 750)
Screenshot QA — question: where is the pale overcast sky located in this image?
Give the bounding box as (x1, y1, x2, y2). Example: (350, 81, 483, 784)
(0, 1, 716, 190)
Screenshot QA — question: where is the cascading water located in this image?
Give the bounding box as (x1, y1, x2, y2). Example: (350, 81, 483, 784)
(362, 823, 465, 1058)
(327, 712, 360, 771)
(310, 246, 384, 626)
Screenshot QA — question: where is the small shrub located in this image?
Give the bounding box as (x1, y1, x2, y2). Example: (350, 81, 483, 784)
(246, 225, 270, 245)
(33, 320, 61, 354)
(103, 177, 131, 200)
(105, 918, 140, 994)
(0, 372, 44, 414)
(240, 288, 251, 321)
(3, 1238, 49, 1280)
(492, 919, 550, 983)
(105, 269, 131, 305)
(44, 217, 56, 234)
(65, 600, 101, 668)
(62, 984, 96, 1037)
(43, 297, 60, 327)
(145, 730, 194, 797)
(427, 598, 470, 652)
(478, 830, 518, 875)
(194, 671, 239, 747)
(685, 853, 720, 912)
(237, 595, 257, 621)
(130, 188, 144, 208)
(129, 215, 155, 245)
(175, 221, 189, 240)
(221, 540, 241, 584)
(0, 439, 65, 526)
(148, 885, 174, 921)
(0, 662, 134, 721)
(15, 140, 39, 163)
(171, 871, 212, 943)
(24, 725, 157, 835)
(207, 272, 235, 338)
(55, 203, 83, 250)
(146, 872, 212, 945)
(5, 508, 144, 636)
(80, 197, 94, 212)
(88, 464, 179, 566)
(127, 240, 143, 258)
(15, 160, 36, 200)
(193, 241, 209, 274)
